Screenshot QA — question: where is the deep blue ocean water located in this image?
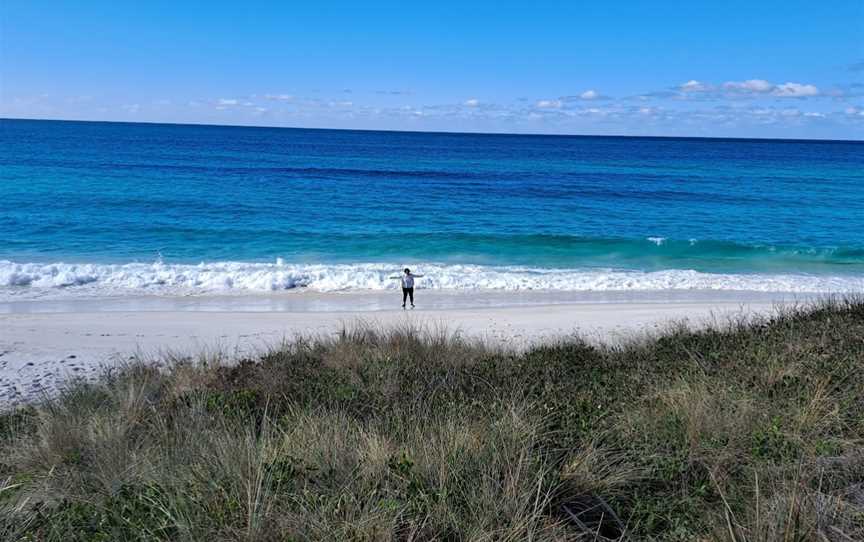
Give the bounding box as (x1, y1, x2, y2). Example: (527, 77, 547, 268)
(1, 118, 862, 297)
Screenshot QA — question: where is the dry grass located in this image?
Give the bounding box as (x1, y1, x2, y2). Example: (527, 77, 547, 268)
(1, 298, 862, 541)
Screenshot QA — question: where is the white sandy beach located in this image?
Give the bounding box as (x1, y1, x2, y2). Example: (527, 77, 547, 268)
(0, 289, 805, 408)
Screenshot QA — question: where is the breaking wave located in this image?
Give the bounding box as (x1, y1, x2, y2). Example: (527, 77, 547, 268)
(1, 259, 862, 300)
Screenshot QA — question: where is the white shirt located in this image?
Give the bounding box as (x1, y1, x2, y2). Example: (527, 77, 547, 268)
(401, 274, 414, 288)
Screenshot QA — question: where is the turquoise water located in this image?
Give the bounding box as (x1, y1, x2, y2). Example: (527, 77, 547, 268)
(1, 119, 862, 296)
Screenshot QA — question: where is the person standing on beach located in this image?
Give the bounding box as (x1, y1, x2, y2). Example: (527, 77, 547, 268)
(390, 268, 424, 309)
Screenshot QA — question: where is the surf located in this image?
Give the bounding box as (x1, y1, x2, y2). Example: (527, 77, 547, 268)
(2, 259, 863, 300)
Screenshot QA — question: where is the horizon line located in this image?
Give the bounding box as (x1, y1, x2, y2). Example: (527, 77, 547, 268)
(2, 116, 862, 144)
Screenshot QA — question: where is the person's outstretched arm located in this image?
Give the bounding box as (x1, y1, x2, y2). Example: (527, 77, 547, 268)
(413, 274, 425, 277)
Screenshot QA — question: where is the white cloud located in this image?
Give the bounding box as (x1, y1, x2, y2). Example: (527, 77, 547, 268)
(535, 99, 563, 109)
(75, 83, 848, 135)
(772, 82, 819, 97)
(558, 90, 609, 103)
(723, 79, 773, 93)
(679, 80, 709, 92)
(721, 79, 819, 98)
(724, 106, 845, 125)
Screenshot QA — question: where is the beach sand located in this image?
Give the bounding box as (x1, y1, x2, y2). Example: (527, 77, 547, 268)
(0, 290, 803, 408)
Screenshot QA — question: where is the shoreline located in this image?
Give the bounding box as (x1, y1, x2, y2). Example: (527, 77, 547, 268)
(0, 287, 821, 314)
(0, 290, 805, 409)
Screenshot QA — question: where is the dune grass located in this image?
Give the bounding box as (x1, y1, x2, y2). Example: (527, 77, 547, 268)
(1, 299, 863, 541)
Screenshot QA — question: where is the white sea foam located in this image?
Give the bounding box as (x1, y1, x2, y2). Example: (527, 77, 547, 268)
(1, 259, 862, 301)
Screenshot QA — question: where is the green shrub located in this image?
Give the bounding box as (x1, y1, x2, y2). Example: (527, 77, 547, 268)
(0, 299, 862, 540)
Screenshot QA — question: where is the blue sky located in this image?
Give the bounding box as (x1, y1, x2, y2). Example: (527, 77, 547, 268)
(2, 1, 862, 139)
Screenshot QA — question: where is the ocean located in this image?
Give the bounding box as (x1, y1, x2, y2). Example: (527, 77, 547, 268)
(1, 118, 863, 299)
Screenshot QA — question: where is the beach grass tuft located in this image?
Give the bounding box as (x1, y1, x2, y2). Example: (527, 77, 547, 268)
(1, 298, 863, 540)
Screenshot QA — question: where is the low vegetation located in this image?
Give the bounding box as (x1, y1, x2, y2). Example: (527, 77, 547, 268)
(1, 298, 863, 541)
